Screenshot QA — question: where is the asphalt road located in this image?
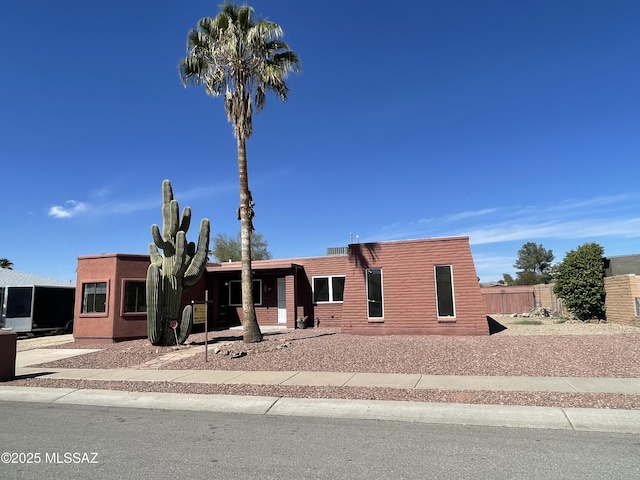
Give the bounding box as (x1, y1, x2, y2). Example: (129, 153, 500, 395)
(1, 401, 639, 480)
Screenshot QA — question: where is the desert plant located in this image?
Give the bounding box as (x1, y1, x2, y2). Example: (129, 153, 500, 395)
(146, 180, 210, 346)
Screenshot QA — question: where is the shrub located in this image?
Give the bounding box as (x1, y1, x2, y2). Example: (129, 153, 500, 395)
(553, 242, 606, 321)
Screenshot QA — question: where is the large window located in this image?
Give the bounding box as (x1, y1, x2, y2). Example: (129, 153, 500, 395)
(123, 281, 146, 313)
(366, 268, 384, 319)
(313, 276, 345, 303)
(435, 265, 455, 318)
(228, 279, 262, 306)
(82, 282, 107, 313)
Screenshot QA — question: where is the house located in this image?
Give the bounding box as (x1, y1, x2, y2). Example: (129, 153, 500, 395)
(73, 236, 489, 343)
(0, 269, 75, 334)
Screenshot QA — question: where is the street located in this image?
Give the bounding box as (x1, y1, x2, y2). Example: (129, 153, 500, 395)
(1, 401, 638, 479)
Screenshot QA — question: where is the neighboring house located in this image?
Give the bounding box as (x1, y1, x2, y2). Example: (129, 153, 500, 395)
(73, 236, 489, 343)
(604, 254, 640, 277)
(0, 269, 75, 334)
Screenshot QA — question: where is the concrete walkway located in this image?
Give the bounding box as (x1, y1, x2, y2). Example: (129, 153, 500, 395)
(3, 339, 640, 434)
(12, 364, 640, 395)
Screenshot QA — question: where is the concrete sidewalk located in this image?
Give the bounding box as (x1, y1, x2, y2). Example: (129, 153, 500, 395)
(12, 364, 640, 395)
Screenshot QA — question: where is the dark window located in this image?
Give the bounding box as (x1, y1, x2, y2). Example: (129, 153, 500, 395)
(82, 282, 107, 313)
(332, 276, 345, 302)
(124, 281, 146, 313)
(313, 276, 345, 303)
(229, 279, 262, 306)
(313, 277, 329, 302)
(6, 287, 33, 318)
(366, 269, 383, 318)
(435, 265, 455, 317)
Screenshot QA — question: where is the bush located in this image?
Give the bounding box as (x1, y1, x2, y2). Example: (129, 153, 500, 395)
(553, 242, 606, 321)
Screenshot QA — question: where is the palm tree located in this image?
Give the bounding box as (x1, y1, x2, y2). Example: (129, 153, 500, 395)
(0, 258, 13, 269)
(179, 3, 300, 343)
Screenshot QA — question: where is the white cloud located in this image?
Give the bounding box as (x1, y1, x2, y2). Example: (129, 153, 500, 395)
(445, 208, 497, 222)
(48, 201, 89, 218)
(374, 193, 640, 247)
(464, 218, 640, 245)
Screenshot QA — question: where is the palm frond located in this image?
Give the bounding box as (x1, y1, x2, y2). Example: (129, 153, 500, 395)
(178, 2, 301, 138)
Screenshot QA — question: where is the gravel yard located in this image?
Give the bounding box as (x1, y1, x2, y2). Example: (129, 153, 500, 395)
(9, 316, 640, 409)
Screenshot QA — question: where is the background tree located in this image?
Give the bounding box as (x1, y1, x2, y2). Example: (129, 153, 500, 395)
(179, 3, 300, 343)
(553, 242, 606, 321)
(212, 232, 272, 262)
(0, 258, 13, 269)
(513, 242, 554, 284)
(501, 273, 515, 286)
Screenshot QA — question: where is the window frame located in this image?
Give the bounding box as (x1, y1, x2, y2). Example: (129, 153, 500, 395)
(366, 268, 384, 321)
(312, 275, 346, 304)
(434, 265, 456, 320)
(122, 280, 146, 315)
(81, 281, 109, 316)
(228, 279, 262, 306)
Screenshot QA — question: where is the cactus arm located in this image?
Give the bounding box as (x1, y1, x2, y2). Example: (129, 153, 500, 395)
(178, 305, 193, 344)
(146, 263, 164, 345)
(184, 219, 210, 287)
(172, 231, 188, 277)
(149, 243, 163, 267)
(168, 199, 180, 237)
(179, 206, 191, 233)
(151, 224, 164, 249)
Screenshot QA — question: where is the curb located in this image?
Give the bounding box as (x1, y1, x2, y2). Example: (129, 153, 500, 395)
(2, 386, 640, 434)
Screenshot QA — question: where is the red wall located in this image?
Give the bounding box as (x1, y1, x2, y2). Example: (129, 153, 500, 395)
(341, 238, 488, 335)
(74, 254, 149, 343)
(74, 236, 488, 341)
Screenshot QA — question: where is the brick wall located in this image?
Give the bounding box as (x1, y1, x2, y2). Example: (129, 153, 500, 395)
(604, 275, 640, 326)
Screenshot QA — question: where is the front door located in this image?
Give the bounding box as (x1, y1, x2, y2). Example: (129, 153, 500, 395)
(277, 277, 287, 324)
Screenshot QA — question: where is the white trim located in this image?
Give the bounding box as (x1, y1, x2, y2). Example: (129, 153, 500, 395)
(366, 268, 384, 319)
(312, 275, 345, 303)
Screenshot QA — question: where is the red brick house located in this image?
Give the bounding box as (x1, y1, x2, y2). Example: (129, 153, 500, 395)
(73, 236, 488, 342)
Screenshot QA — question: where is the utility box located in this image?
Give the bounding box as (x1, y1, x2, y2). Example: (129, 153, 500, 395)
(0, 330, 17, 381)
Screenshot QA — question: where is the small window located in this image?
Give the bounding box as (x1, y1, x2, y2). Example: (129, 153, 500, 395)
(228, 279, 262, 306)
(123, 281, 146, 313)
(313, 276, 345, 303)
(435, 265, 455, 318)
(82, 282, 107, 313)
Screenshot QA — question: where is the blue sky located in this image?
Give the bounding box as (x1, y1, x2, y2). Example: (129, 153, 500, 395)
(1, 0, 639, 284)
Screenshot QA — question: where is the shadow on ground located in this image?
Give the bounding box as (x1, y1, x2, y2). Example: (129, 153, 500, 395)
(487, 316, 507, 335)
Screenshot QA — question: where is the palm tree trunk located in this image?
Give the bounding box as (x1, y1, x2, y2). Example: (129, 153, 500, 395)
(237, 134, 263, 343)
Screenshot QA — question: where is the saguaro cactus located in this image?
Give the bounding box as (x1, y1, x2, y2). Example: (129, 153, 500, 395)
(147, 179, 210, 346)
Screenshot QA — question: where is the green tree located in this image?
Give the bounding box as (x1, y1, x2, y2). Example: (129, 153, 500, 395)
(0, 258, 13, 269)
(513, 242, 554, 284)
(502, 273, 515, 286)
(553, 242, 606, 321)
(179, 3, 300, 343)
(212, 232, 272, 262)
